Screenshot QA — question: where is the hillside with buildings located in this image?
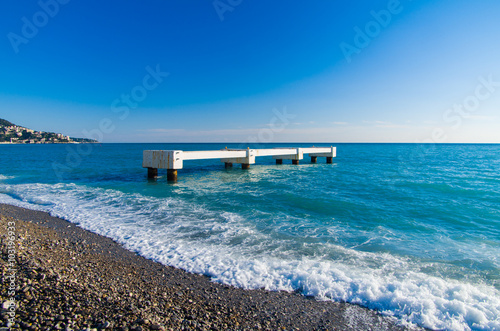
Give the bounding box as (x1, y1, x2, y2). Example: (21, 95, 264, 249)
(0, 118, 97, 144)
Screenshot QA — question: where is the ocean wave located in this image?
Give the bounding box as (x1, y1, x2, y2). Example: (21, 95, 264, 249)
(0, 182, 499, 331)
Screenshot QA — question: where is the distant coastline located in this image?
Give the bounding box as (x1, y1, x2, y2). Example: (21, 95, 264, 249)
(0, 141, 98, 144)
(0, 118, 98, 144)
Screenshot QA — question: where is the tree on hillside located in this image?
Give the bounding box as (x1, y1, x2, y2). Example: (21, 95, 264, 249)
(0, 119, 15, 127)
(21, 130, 33, 140)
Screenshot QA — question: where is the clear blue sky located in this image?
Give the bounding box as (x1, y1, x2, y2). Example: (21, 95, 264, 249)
(1, 0, 499, 143)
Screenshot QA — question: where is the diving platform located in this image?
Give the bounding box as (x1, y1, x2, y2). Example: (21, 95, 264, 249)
(143, 146, 336, 181)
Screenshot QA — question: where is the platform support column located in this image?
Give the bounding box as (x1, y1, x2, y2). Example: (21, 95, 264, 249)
(167, 169, 178, 181)
(242, 163, 250, 170)
(147, 167, 158, 179)
(311, 156, 317, 163)
(276, 159, 283, 165)
(326, 157, 333, 164)
(292, 159, 299, 165)
(225, 162, 233, 169)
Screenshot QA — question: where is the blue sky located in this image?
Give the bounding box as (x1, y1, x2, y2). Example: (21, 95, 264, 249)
(1, 0, 499, 143)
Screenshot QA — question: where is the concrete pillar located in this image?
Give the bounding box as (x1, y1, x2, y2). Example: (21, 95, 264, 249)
(147, 167, 158, 179)
(276, 159, 283, 165)
(292, 159, 299, 165)
(242, 163, 250, 170)
(167, 169, 178, 181)
(311, 156, 317, 163)
(326, 157, 333, 164)
(225, 162, 233, 168)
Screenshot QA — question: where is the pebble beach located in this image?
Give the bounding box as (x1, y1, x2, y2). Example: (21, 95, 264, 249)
(0, 203, 418, 330)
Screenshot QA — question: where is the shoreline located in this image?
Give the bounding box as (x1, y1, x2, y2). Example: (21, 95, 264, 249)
(0, 203, 420, 330)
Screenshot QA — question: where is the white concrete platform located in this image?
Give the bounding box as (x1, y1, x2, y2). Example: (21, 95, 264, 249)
(143, 147, 336, 180)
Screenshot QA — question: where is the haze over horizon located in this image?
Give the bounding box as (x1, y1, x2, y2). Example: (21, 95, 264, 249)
(1, 1, 500, 143)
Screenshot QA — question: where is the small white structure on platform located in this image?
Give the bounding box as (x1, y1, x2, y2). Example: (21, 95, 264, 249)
(143, 147, 336, 181)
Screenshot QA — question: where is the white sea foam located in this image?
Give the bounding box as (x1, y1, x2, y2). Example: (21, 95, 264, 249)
(0, 182, 499, 331)
(0, 174, 15, 180)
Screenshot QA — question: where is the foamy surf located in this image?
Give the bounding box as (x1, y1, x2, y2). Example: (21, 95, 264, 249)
(1, 181, 498, 331)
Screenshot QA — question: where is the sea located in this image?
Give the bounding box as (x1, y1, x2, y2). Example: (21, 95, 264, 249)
(0, 143, 499, 330)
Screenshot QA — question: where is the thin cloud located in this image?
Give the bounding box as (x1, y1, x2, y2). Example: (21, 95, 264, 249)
(362, 120, 411, 129)
(466, 115, 497, 121)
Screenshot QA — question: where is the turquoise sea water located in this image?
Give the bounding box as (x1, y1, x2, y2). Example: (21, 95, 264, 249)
(1, 143, 499, 330)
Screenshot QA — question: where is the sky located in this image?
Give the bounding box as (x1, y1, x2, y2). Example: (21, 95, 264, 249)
(1, 0, 500, 143)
